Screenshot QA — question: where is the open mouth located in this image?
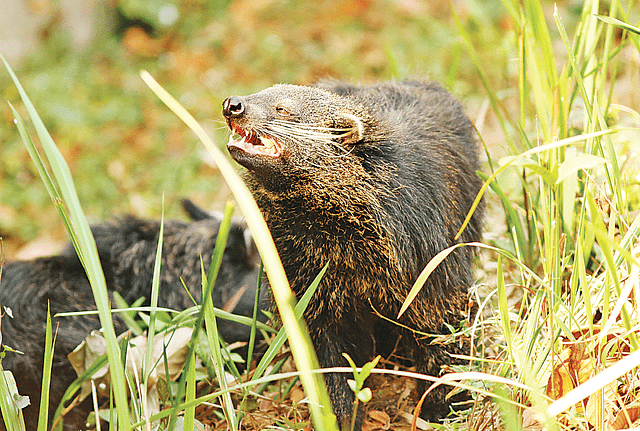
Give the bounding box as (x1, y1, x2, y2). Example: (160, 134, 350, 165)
(226, 125, 281, 158)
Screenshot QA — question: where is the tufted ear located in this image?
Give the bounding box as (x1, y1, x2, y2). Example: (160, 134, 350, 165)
(336, 112, 365, 144)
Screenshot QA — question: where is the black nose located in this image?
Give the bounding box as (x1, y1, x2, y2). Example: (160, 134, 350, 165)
(222, 96, 245, 118)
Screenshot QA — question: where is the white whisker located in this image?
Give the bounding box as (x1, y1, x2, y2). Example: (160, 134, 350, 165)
(229, 120, 358, 161)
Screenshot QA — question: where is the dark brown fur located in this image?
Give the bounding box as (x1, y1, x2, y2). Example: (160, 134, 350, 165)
(223, 80, 483, 430)
(0, 202, 263, 430)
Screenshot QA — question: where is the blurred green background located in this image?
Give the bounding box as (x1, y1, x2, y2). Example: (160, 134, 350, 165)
(0, 0, 636, 258)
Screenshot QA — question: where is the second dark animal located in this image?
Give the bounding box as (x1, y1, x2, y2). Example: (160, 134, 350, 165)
(0, 201, 264, 430)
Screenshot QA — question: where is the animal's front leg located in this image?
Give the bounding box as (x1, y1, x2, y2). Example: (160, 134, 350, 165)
(310, 322, 368, 431)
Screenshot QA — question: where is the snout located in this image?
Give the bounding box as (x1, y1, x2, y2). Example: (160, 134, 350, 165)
(222, 96, 245, 118)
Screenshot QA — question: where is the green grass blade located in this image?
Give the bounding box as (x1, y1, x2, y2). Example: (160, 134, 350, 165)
(51, 353, 109, 430)
(138, 198, 165, 426)
(2, 54, 131, 430)
(525, 0, 557, 84)
(183, 353, 197, 431)
(478, 171, 526, 254)
(252, 264, 328, 382)
(0, 366, 26, 431)
(237, 265, 267, 419)
(244, 264, 264, 378)
(7, 103, 59, 210)
(36, 304, 55, 431)
(111, 293, 144, 336)
(496, 257, 512, 349)
(7, 104, 84, 261)
(140, 71, 338, 431)
(398, 242, 469, 318)
(57, 305, 274, 333)
(596, 14, 640, 51)
(554, 7, 594, 122)
(202, 202, 238, 429)
(166, 201, 239, 429)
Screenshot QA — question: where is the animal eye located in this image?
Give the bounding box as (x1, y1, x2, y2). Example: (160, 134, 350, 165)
(276, 106, 291, 116)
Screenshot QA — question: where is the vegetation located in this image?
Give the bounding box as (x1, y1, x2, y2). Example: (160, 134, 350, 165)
(1, 0, 639, 430)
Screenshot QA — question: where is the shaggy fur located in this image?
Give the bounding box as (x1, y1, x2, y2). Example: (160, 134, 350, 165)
(223, 80, 484, 430)
(0, 202, 263, 430)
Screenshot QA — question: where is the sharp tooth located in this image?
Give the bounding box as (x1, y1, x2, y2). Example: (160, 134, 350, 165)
(260, 136, 274, 149)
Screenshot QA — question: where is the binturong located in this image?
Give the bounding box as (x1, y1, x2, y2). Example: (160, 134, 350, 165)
(0, 202, 265, 431)
(222, 80, 484, 430)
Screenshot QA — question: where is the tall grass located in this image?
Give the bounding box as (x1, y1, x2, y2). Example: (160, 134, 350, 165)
(2, 0, 639, 429)
(2, 53, 132, 430)
(456, 0, 640, 429)
(2, 54, 336, 431)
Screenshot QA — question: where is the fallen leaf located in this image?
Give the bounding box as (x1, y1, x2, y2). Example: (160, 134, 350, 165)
(545, 338, 595, 413)
(258, 398, 272, 411)
(611, 406, 640, 429)
(367, 409, 390, 429)
(289, 387, 305, 404)
(68, 327, 193, 406)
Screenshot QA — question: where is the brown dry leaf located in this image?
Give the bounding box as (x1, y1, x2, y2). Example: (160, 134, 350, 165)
(68, 327, 193, 408)
(611, 406, 640, 429)
(545, 339, 592, 412)
(241, 412, 275, 430)
(362, 421, 379, 431)
(289, 387, 305, 404)
(366, 410, 391, 429)
(545, 325, 640, 429)
(258, 397, 273, 411)
(67, 329, 110, 400)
